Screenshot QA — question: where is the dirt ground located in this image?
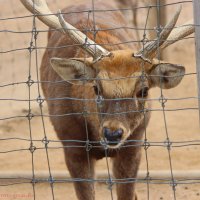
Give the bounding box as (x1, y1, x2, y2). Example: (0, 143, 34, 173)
(0, 0, 200, 199)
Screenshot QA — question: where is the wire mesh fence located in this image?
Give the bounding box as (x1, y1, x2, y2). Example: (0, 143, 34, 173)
(0, 0, 200, 199)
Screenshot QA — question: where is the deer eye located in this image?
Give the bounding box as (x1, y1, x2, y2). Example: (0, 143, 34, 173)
(136, 87, 149, 98)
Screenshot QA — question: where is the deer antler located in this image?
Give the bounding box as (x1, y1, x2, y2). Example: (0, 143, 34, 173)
(135, 5, 182, 58)
(20, 0, 60, 29)
(57, 11, 111, 62)
(20, 0, 111, 61)
(161, 19, 194, 49)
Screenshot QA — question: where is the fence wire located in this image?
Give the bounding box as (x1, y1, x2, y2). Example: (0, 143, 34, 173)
(0, 0, 199, 200)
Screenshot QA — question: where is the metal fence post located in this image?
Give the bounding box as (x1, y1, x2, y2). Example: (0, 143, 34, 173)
(193, 0, 200, 123)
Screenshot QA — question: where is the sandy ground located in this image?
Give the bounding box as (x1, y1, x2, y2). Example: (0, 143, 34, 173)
(0, 0, 200, 199)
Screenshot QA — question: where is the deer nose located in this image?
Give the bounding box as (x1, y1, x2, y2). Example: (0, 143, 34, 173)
(103, 127, 123, 145)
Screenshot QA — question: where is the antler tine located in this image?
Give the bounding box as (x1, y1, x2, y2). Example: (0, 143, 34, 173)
(20, 0, 61, 29)
(20, 0, 111, 61)
(161, 19, 194, 49)
(58, 11, 112, 62)
(136, 5, 182, 59)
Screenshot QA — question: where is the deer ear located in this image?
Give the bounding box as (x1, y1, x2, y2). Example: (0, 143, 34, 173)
(149, 63, 185, 89)
(50, 57, 96, 84)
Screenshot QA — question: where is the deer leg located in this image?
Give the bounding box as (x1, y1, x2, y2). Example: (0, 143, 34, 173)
(112, 147, 141, 200)
(64, 149, 95, 200)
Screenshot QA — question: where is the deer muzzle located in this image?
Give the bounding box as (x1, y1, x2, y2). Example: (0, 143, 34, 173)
(103, 127, 123, 145)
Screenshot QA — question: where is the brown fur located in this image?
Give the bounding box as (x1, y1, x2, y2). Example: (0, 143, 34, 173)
(40, 1, 183, 200)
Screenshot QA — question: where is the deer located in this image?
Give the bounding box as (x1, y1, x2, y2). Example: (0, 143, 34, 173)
(20, 0, 194, 199)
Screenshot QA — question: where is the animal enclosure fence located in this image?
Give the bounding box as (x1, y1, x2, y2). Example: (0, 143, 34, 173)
(0, 0, 200, 199)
